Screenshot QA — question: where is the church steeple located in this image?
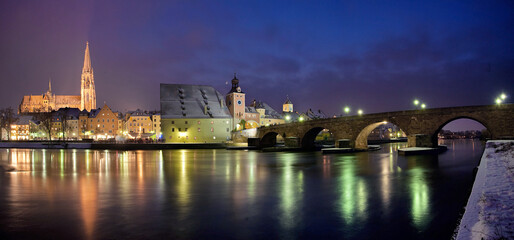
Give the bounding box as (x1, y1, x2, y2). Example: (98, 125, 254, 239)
(48, 78, 52, 93)
(81, 41, 96, 111)
(83, 41, 92, 73)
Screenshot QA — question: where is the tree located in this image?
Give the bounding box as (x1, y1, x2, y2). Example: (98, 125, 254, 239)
(57, 109, 73, 141)
(238, 119, 247, 130)
(33, 108, 54, 140)
(0, 107, 19, 140)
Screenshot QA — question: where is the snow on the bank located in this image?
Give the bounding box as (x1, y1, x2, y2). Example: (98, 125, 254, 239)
(456, 140, 514, 240)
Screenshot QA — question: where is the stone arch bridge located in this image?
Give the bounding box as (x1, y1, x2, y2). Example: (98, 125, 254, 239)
(256, 104, 514, 150)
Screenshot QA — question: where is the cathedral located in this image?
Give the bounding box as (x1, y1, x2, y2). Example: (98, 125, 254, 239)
(19, 42, 96, 113)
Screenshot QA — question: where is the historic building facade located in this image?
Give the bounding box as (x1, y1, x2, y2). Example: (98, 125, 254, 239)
(19, 42, 96, 113)
(160, 84, 233, 143)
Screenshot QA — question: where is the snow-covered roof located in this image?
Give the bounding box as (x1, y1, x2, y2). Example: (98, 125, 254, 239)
(160, 84, 232, 119)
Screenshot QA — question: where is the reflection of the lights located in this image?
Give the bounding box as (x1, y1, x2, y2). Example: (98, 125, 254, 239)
(338, 158, 368, 224)
(80, 176, 98, 240)
(381, 154, 391, 210)
(247, 151, 256, 200)
(322, 155, 331, 179)
(73, 149, 77, 174)
(279, 154, 303, 232)
(177, 150, 191, 219)
(60, 150, 64, 177)
(409, 168, 429, 229)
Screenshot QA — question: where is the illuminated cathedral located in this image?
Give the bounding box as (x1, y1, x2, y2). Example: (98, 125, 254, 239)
(19, 42, 96, 113)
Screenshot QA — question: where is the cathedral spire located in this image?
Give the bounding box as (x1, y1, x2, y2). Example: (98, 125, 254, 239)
(48, 78, 52, 93)
(81, 41, 96, 111)
(83, 41, 92, 73)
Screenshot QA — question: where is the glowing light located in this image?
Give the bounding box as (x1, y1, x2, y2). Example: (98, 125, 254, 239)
(344, 106, 350, 113)
(420, 103, 426, 109)
(179, 132, 187, 137)
(299, 116, 304, 122)
(500, 93, 507, 100)
(495, 98, 502, 105)
(285, 115, 291, 121)
(413, 99, 420, 105)
(357, 109, 363, 115)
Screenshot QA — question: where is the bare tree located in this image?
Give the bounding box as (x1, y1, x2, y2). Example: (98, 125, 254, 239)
(33, 108, 54, 140)
(0, 107, 19, 140)
(56, 109, 73, 141)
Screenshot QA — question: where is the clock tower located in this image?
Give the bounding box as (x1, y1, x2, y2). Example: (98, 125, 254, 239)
(226, 73, 245, 130)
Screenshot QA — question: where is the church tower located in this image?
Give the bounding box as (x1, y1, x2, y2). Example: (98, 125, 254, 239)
(226, 73, 245, 130)
(283, 95, 293, 113)
(81, 42, 96, 112)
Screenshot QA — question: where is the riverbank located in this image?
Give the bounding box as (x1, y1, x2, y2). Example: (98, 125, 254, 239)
(0, 141, 226, 150)
(456, 140, 514, 239)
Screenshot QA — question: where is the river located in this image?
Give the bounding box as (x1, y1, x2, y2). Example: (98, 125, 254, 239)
(0, 139, 484, 239)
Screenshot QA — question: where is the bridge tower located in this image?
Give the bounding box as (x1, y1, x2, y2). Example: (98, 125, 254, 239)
(226, 73, 245, 130)
(283, 96, 293, 113)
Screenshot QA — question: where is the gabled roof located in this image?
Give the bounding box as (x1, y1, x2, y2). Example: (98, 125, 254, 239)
(160, 84, 232, 119)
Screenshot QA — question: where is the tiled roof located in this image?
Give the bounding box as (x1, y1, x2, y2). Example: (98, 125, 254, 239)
(160, 84, 232, 119)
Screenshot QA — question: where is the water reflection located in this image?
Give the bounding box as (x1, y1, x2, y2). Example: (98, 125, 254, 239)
(0, 140, 485, 239)
(278, 153, 304, 233)
(337, 156, 368, 225)
(409, 168, 429, 229)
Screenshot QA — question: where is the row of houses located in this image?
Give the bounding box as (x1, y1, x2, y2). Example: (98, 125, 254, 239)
(3, 105, 161, 141)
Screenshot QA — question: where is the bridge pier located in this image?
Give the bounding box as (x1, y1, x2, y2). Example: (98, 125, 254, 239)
(407, 134, 433, 147)
(336, 139, 353, 148)
(285, 137, 301, 148)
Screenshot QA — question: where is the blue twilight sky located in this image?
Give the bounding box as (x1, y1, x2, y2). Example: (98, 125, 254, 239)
(1, 0, 513, 130)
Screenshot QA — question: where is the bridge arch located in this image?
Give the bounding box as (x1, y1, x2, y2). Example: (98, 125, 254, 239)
(355, 121, 407, 149)
(260, 131, 279, 148)
(430, 116, 489, 146)
(301, 127, 334, 149)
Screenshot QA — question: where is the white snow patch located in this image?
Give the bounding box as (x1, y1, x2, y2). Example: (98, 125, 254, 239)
(456, 140, 514, 240)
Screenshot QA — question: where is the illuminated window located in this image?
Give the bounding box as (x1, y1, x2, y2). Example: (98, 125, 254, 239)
(211, 128, 214, 132)
(198, 121, 201, 125)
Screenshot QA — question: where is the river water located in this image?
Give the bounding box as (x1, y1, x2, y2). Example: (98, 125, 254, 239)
(0, 139, 483, 239)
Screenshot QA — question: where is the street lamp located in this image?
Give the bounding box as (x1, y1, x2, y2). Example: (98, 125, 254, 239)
(413, 99, 420, 106)
(344, 106, 350, 114)
(496, 93, 508, 105)
(357, 109, 363, 115)
(421, 103, 426, 109)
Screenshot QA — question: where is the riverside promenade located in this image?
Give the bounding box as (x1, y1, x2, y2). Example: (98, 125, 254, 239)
(0, 141, 226, 150)
(456, 140, 514, 239)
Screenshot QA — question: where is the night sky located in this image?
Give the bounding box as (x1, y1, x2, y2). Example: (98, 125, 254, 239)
(1, 1, 513, 130)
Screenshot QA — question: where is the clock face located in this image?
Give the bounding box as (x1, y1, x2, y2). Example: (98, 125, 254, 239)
(237, 100, 242, 105)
